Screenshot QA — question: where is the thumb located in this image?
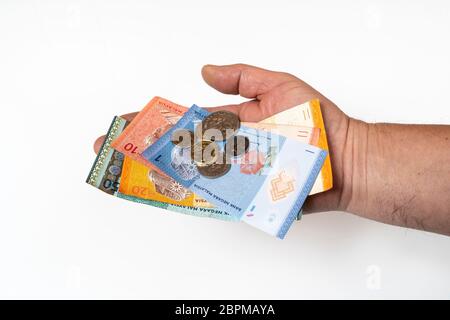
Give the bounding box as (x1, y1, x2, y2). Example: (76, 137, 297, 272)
(201, 63, 295, 98)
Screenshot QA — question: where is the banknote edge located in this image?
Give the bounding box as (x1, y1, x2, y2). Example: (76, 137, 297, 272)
(110, 97, 159, 150)
(296, 209, 303, 221)
(311, 99, 333, 192)
(86, 116, 125, 186)
(111, 96, 188, 151)
(276, 149, 328, 239)
(117, 192, 238, 221)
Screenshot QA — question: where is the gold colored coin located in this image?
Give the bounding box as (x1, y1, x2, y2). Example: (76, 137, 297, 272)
(197, 153, 231, 179)
(200, 111, 240, 141)
(190, 140, 219, 167)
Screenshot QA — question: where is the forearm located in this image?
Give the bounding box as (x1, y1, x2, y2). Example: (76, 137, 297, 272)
(343, 120, 450, 235)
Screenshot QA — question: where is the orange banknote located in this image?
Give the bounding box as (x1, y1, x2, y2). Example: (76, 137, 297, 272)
(119, 155, 216, 208)
(259, 99, 333, 194)
(111, 96, 187, 169)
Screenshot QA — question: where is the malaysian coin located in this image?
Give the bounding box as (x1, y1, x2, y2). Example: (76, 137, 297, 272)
(171, 129, 194, 148)
(200, 111, 240, 141)
(224, 135, 250, 158)
(197, 153, 231, 179)
(191, 140, 219, 167)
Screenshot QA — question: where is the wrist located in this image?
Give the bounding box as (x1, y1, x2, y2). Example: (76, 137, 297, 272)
(338, 118, 371, 215)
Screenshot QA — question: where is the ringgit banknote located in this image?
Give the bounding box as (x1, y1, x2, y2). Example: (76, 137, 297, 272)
(259, 99, 333, 194)
(142, 105, 327, 238)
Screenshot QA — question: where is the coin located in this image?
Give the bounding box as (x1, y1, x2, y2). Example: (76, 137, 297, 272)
(197, 153, 231, 179)
(200, 111, 240, 141)
(191, 140, 219, 167)
(224, 135, 249, 158)
(171, 129, 194, 147)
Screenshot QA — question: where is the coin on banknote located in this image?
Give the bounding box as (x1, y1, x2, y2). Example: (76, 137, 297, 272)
(191, 140, 219, 167)
(197, 154, 231, 178)
(224, 135, 249, 158)
(171, 129, 194, 148)
(200, 111, 240, 141)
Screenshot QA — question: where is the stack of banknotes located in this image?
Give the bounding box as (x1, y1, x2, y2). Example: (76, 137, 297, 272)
(86, 97, 333, 238)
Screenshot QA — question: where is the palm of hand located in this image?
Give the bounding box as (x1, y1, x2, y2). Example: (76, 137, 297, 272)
(201, 64, 350, 213)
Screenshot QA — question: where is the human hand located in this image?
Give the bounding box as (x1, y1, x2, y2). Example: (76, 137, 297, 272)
(199, 64, 355, 214)
(94, 63, 450, 236)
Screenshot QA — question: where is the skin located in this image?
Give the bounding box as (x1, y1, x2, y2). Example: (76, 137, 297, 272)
(94, 64, 450, 236)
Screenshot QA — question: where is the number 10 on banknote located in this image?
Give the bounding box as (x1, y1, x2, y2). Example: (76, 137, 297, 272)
(142, 105, 327, 239)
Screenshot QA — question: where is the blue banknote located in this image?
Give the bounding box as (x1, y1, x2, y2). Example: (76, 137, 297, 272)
(142, 105, 327, 238)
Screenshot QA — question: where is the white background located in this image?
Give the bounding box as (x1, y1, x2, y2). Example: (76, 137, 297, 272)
(1, 0, 449, 299)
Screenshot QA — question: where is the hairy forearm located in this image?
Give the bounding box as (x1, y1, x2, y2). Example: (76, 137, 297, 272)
(342, 119, 450, 235)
